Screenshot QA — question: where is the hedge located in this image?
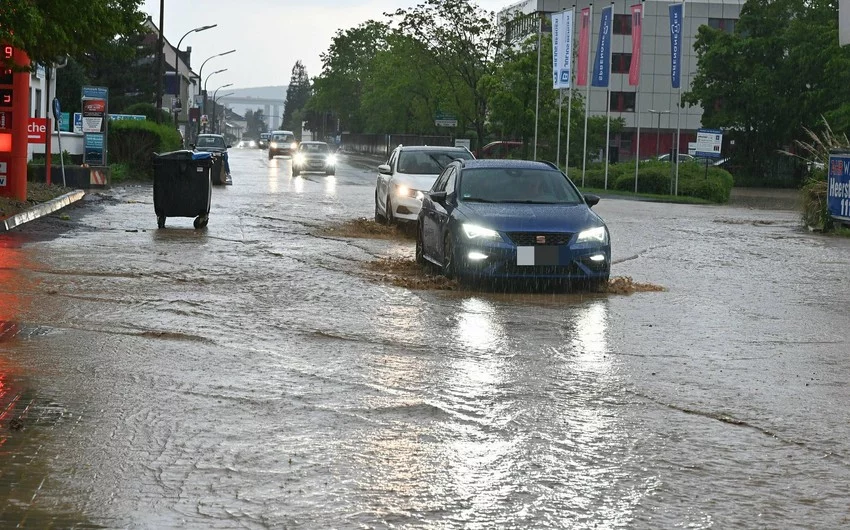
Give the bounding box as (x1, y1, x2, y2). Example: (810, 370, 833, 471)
(108, 120, 182, 179)
(567, 160, 735, 203)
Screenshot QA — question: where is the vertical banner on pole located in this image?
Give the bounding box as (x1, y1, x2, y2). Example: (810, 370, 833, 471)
(576, 8, 591, 87)
(553, 10, 574, 89)
(591, 5, 612, 88)
(669, 3, 683, 89)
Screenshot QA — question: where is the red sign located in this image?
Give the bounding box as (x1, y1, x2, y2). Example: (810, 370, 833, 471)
(83, 99, 105, 113)
(27, 117, 48, 142)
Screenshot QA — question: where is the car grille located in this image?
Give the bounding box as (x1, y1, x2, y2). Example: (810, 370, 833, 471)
(506, 232, 574, 246)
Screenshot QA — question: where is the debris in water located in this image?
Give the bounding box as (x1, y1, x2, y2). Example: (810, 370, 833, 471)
(364, 257, 459, 290)
(317, 218, 414, 240)
(605, 276, 665, 295)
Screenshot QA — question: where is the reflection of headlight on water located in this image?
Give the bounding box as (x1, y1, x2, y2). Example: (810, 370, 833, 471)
(294, 153, 306, 165)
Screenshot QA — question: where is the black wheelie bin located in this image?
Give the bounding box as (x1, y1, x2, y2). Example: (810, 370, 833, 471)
(153, 150, 213, 229)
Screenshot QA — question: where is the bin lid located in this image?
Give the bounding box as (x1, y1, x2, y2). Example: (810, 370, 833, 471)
(192, 152, 213, 160)
(155, 149, 196, 160)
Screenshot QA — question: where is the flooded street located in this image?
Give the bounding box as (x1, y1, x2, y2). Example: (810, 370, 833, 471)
(2, 148, 850, 528)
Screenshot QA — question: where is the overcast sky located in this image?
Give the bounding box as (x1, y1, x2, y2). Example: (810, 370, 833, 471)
(142, 0, 507, 90)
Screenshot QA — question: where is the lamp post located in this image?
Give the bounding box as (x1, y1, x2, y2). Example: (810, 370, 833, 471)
(171, 24, 217, 128)
(211, 85, 234, 134)
(198, 49, 236, 130)
(648, 109, 671, 158)
(201, 69, 227, 132)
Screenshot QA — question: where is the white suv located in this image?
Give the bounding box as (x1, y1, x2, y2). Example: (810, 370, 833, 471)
(374, 145, 474, 224)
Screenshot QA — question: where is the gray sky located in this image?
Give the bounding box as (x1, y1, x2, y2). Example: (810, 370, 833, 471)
(143, 0, 506, 90)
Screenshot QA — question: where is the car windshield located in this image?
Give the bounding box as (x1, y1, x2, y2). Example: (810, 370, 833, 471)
(459, 168, 583, 204)
(273, 134, 293, 142)
(397, 150, 473, 174)
(300, 143, 329, 153)
(197, 136, 225, 148)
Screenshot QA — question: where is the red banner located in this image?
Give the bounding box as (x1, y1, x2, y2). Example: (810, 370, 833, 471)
(629, 4, 643, 86)
(27, 117, 48, 142)
(576, 8, 591, 86)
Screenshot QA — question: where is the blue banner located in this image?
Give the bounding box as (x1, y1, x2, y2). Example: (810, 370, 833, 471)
(669, 3, 683, 89)
(828, 154, 850, 222)
(591, 5, 613, 87)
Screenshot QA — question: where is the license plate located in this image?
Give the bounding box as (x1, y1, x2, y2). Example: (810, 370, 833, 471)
(517, 246, 565, 266)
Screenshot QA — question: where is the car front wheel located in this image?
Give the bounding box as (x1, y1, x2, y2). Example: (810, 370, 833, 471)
(374, 193, 386, 223)
(385, 195, 395, 225)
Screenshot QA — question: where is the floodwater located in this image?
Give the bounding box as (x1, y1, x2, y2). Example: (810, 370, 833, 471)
(1, 148, 850, 529)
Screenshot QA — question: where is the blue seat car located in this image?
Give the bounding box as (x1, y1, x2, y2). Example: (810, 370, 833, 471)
(415, 159, 610, 289)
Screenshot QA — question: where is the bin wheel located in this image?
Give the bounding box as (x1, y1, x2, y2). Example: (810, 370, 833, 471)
(194, 215, 209, 229)
(157, 216, 166, 229)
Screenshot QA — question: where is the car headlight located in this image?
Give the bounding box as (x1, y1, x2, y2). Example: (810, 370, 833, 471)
(290, 142, 298, 149)
(270, 142, 278, 149)
(576, 226, 608, 243)
(326, 154, 337, 165)
(294, 153, 306, 165)
(394, 184, 425, 200)
(462, 223, 501, 240)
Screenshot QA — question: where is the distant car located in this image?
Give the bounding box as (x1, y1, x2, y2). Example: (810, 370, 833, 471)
(374, 145, 475, 225)
(193, 133, 231, 184)
(269, 130, 297, 159)
(416, 159, 610, 289)
(292, 141, 336, 176)
(258, 133, 270, 149)
(480, 141, 524, 159)
(650, 153, 726, 166)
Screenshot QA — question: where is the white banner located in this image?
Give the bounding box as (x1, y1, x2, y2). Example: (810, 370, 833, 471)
(553, 9, 574, 89)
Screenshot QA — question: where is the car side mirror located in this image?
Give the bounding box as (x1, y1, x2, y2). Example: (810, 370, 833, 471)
(429, 191, 447, 203)
(584, 193, 600, 208)
(378, 164, 392, 175)
(226, 144, 232, 149)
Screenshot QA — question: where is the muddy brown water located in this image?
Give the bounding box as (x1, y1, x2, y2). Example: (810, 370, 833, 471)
(1, 149, 850, 528)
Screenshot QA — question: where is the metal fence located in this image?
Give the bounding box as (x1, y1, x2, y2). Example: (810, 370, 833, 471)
(340, 133, 454, 158)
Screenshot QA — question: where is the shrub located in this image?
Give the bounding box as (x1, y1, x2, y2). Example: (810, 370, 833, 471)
(122, 102, 172, 124)
(613, 164, 672, 194)
(108, 120, 182, 179)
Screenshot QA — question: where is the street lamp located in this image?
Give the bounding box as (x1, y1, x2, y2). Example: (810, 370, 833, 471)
(211, 84, 234, 134)
(198, 49, 236, 119)
(214, 92, 234, 134)
(648, 109, 671, 158)
(204, 69, 227, 94)
(172, 24, 217, 126)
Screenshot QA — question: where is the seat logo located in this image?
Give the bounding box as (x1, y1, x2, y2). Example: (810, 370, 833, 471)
(536, 235, 546, 244)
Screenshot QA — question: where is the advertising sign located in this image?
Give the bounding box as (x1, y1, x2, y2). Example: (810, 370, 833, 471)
(576, 8, 591, 86)
(591, 5, 612, 88)
(81, 86, 108, 100)
(694, 128, 722, 158)
(82, 98, 107, 133)
(73, 112, 83, 133)
(552, 9, 574, 89)
(109, 114, 146, 122)
(84, 132, 106, 166)
(828, 153, 850, 222)
(27, 117, 48, 142)
(629, 4, 643, 86)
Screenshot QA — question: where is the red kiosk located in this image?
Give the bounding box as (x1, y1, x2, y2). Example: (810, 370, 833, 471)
(1, 44, 30, 202)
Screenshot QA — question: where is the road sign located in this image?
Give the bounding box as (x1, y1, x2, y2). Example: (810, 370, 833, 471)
(52, 97, 61, 120)
(435, 119, 458, 128)
(694, 128, 722, 158)
(827, 153, 850, 222)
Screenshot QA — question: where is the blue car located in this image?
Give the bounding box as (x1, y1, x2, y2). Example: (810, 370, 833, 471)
(415, 159, 610, 289)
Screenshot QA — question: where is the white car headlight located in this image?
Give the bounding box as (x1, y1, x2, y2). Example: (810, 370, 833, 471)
(270, 142, 278, 149)
(290, 142, 298, 149)
(462, 223, 500, 240)
(294, 153, 306, 165)
(576, 226, 608, 243)
(326, 154, 337, 165)
(394, 184, 425, 200)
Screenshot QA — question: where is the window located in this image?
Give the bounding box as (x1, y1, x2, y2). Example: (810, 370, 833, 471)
(609, 92, 637, 112)
(613, 14, 632, 35)
(612, 53, 632, 74)
(708, 18, 736, 33)
(445, 168, 457, 195)
(433, 166, 452, 191)
(35, 89, 42, 117)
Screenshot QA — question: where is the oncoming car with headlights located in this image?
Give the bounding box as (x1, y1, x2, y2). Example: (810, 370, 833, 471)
(292, 141, 336, 176)
(375, 145, 475, 225)
(415, 159, 610, 289)
(268, 130, 297, 159)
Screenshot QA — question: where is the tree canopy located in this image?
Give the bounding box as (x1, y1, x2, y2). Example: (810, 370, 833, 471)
(1, 0, 145, 67)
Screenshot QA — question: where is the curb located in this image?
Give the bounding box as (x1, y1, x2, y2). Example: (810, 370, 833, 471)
(1, 190, 86, 232)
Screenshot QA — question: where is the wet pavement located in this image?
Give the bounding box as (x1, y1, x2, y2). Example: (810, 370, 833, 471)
(1, 148, 850, 528)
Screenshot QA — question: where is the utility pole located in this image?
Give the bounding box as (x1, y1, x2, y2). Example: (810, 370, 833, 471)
(154, 0, 165, 123)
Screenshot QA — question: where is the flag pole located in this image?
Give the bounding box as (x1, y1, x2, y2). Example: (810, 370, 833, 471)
(634, 0, 645, 193)
(566, 5, 576, 173)
(582, 4, 593, 187)
(557, 88, 563, 166)
(534, 13, 542, 161)
(603, 2, 613, 190)
(674, 0, 685, 195)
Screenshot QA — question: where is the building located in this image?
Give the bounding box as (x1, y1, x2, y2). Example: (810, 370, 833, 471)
(498, 0, 745, 160)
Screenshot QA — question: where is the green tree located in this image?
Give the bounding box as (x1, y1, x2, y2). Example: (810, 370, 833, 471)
(1, 0, 144, 68)
(684, 0, 850, 178)
(282, 61, 312, 134)
(389, 0, 505, 145)
(309, 20, 389, 133)
(244, 109, 268, 138)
